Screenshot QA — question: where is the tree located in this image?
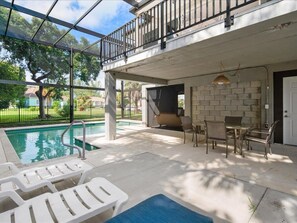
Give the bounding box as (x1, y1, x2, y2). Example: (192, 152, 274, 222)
(77, 95, 92, 111)
(0, 8, 100, 119)
(124, 81, 142, 113)
(0, 61, 26, 109)
(1, 37, 69, 118)
(73, 40, 101, 84)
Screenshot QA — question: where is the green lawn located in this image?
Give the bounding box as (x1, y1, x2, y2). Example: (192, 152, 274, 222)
(0, 107, 141, 127)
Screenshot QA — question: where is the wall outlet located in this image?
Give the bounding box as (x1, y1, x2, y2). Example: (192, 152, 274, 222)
(265, 104, 269, 109)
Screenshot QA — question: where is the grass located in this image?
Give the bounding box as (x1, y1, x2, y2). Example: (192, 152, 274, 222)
(0, 107, 141, 127)
(248, 196, 257, 214)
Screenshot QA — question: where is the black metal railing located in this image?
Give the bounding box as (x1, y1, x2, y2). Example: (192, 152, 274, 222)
(100, 0, 258, 63)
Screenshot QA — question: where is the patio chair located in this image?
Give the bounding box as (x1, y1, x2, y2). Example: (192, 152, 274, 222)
(225, 116, 243, 150)
(105, 194, 213, 223)
(180, 116, 195, 144)
(244, 120, 279, 159)
(0, 177, 128, 223)
(205, 121, 233, 158)
(225, 116, 242, 126)
(0, 159, 93, 193)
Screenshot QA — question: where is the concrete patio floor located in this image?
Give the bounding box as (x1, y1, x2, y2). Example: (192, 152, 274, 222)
(1, 125, 297, 222)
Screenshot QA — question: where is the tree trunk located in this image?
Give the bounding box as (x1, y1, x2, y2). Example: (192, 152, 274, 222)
(36, 86, 46, 119)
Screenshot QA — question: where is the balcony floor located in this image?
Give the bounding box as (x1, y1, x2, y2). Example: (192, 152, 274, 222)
(1, 125, 297, 222)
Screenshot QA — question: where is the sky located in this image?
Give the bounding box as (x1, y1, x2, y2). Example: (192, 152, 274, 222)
(14, 0, 135, 42)
(13, 0, 136, 86)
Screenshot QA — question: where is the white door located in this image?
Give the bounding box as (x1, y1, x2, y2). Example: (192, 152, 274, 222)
(283, 76, 297, 145)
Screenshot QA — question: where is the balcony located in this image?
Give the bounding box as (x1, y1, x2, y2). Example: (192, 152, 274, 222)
(99, 0, 297, 144)
(101, 0, 297, 82)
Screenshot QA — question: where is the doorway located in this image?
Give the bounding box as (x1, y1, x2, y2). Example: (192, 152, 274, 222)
(283, 76, 297, 145)
(274, 69, 297, 144)
(146, 84, 184, 127)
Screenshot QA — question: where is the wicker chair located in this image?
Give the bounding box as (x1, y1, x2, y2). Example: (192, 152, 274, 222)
(180, 116, 195, 144)
(204, 121, 233, 158)
(244, 120, 279, 159)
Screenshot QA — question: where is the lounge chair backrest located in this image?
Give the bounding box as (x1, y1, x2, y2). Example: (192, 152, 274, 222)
(0, 159, 93, 193)
(0, 177, 128, 223)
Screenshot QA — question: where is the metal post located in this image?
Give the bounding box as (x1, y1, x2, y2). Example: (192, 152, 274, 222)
(99, 39, 103, 68)
(69, 48, 74, 122)
(129, 90, 132, 118)
(121, 81, 124, 118)
(160, 1, 166, 49)
(123, 26, 127, 61)
(47, 98, 49, 118)
(224, 0, 234, 28)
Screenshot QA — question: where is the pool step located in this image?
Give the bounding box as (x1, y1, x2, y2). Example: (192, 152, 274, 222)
(74, 138, 100, 151)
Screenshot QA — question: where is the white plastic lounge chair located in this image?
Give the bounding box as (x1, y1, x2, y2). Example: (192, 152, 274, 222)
(0, 177, 128, 223)
(0, 159, 93, 193)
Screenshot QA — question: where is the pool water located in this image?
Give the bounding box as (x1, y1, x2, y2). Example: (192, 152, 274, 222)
(6, 121, 138, 164)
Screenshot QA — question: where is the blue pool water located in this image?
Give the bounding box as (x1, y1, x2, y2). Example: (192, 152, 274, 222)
(6, 121, 138, 164)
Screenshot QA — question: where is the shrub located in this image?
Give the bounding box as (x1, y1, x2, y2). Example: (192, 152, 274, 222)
(52, 101, 60, 111)
(0, 100, 10, 109)
(29, 106, 39, 111)
(56, 104, 70, 117)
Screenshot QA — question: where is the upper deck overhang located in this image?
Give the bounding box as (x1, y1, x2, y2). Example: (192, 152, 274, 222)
(103, 0, 297, 81)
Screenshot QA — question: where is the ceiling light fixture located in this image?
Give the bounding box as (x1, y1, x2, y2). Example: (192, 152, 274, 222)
(212, 74, 230, 85)
(212, 62, 240, 85)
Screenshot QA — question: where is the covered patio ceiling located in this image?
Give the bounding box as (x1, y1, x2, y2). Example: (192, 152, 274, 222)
(0, 0, 136, 56)
(105, 6, 297, 81)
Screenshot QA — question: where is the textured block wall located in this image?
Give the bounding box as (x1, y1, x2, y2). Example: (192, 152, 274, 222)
(192, 81, 261, 127)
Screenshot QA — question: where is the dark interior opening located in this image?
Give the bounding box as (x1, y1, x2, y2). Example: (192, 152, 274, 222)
(147, 84, 184, 130)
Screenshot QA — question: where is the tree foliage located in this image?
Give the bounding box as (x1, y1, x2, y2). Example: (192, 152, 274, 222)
(0, 61, 26, 109)
(124, 81, 142, 113)
(0, 7, 100, 118)
(77, 95, 92, 111)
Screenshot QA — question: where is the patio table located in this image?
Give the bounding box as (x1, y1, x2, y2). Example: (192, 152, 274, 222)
(193, 123, 205, 147)
(194, 122, 249, 157)
(226, 125, 250, 157)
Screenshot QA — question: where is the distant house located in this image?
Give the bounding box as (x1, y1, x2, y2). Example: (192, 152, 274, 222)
(61, 95, 69, 106)
(24, 87, 53, 107)
(90, 96, 104, 108)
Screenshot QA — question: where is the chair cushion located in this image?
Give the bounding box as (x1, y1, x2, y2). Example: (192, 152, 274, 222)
(155, 113, 182, 127)
(105, 194, 213, 223)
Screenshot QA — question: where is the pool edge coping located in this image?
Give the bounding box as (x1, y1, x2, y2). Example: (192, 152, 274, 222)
(1, 120, 143, 166)
(0, 129, 21, 165)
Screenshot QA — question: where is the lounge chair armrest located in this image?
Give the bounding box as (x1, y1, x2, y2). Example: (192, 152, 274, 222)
(0, 162, 20, 174)
(0, 189, 24, 206)
(0, 176, 57, 193)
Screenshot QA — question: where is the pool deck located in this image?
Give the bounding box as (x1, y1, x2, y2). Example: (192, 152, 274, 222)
(0, 125, 297, 222)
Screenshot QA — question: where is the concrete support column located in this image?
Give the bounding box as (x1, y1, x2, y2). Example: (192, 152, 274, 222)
(105, 72, 117, 140)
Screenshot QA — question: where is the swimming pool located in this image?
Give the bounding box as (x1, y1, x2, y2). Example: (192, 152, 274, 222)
(6, 121, 138, 164)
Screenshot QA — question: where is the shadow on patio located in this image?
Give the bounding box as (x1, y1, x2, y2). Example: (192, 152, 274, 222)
(81, 126, 297, 222)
